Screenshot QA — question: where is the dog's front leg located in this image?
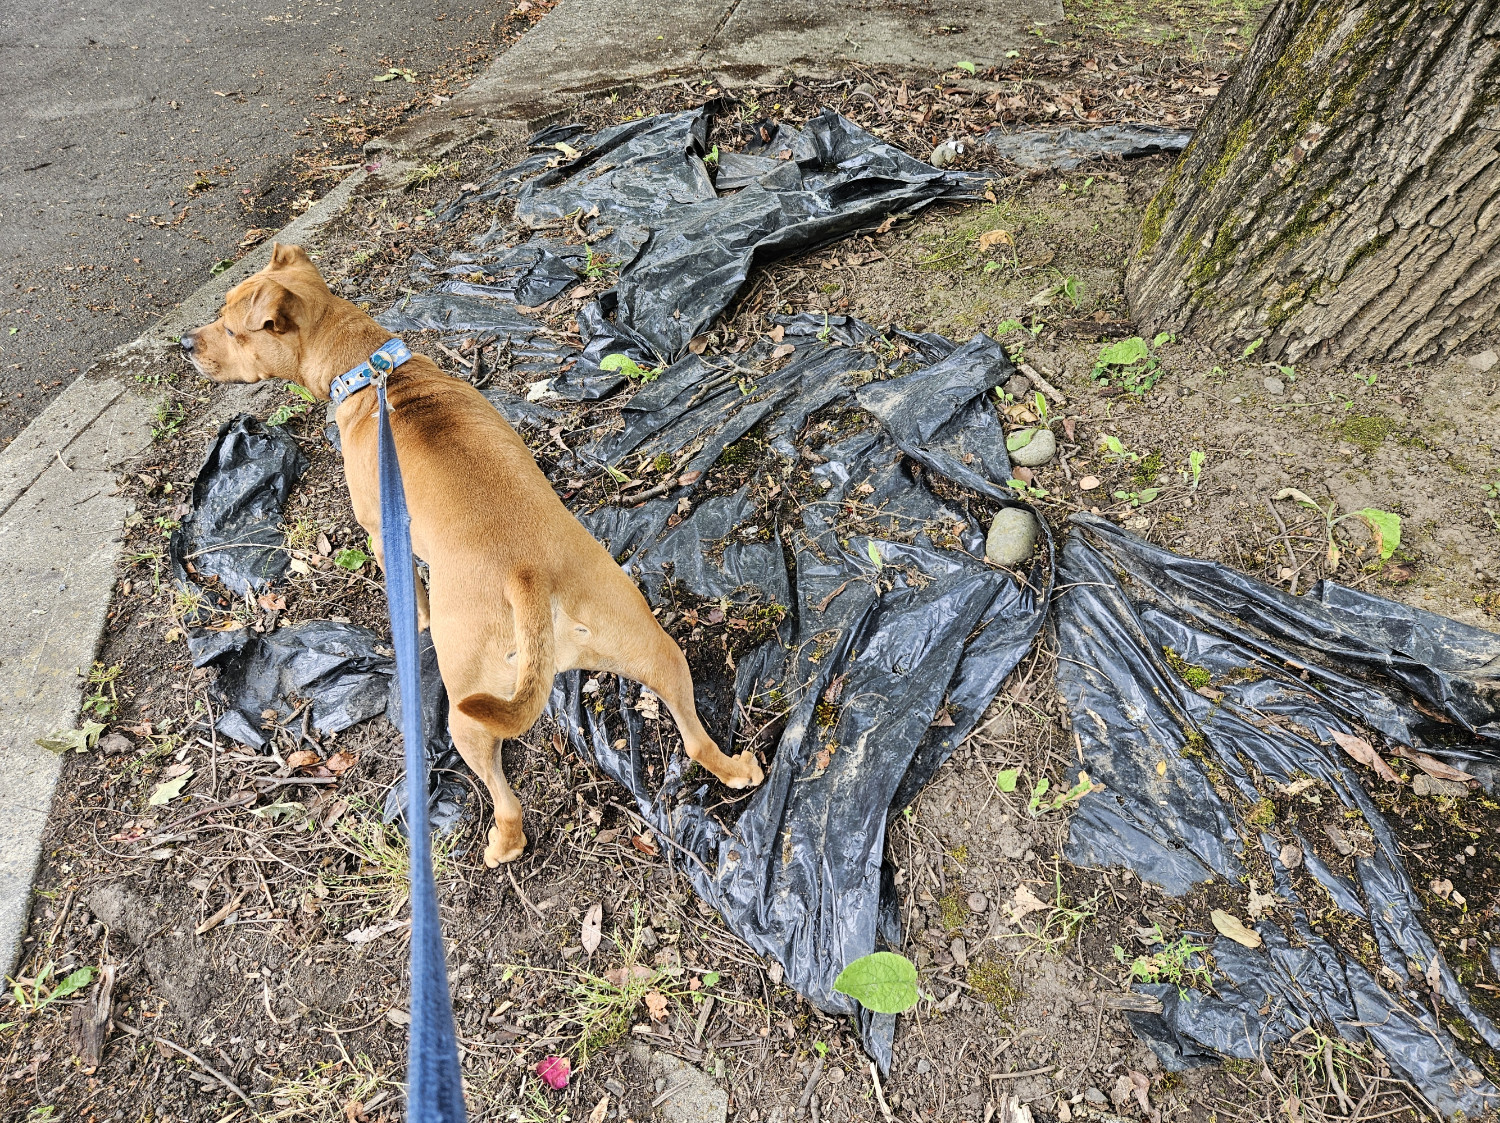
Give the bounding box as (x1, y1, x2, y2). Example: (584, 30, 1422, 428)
(354, 506, 433, 632)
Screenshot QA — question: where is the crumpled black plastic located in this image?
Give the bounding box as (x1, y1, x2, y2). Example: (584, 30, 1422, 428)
(442, 106, 985, 366)
(169, 415, 307, 598)
(510, 310, 1051, 1070)
(1055, 515, 1500, 1117)
(981, 124, 1194, 170)
(185, 620, 470, 831)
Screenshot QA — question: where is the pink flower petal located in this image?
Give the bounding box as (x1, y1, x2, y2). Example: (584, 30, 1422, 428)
(535, 1055, 571, 1090)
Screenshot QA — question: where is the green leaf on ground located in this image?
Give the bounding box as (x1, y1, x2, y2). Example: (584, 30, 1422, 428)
(148, 770, 193, 806)
(51, 966, 96, 1001)
(1356, 509, 1401, 560)
(833, 952, 920, 1014)
(996, 768, 1019, 793)
(1096, 337, 1148, 368)
(1006, 429, 1037, 453)
(36, 720, 105, 754)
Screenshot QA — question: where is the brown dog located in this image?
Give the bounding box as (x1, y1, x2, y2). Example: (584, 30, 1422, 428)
(182, 243, 763, 864)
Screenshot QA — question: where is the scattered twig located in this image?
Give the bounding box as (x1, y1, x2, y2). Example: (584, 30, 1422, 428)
(1266, 499, 1300, 595)
(795, 1055, 825, 1117)
(155, 1037, 255, 1107)
(194, 889, 249, 936)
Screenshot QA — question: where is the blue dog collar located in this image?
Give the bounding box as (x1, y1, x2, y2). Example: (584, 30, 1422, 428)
(329, 338, 413, 405)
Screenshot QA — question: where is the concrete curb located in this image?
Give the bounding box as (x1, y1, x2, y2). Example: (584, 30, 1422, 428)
(0, 155, 409, 977)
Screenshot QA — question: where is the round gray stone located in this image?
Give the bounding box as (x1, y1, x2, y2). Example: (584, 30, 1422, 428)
(986, 508, 1041, 566)
(1008, 427, 1056, 467)
(1003, 373, 1032, 400)
(1262, 376, 1285, 395)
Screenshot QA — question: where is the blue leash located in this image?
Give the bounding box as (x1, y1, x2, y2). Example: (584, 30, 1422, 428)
(377, 384, 468, 1123)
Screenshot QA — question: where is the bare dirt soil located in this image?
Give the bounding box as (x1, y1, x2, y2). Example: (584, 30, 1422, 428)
(2, 11, 1496, 1123)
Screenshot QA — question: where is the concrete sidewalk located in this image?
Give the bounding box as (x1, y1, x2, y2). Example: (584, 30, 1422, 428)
(386, 0, 1061, 149)
(0, 0, 1058, 977)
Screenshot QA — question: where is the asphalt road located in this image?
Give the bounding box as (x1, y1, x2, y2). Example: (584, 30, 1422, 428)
(0, 0, 519, 446)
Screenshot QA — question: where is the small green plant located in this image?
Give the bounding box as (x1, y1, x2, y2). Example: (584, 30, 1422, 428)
(10, 962, 96, 1014)
(1483, 475, 1500, 500)
(1274, 488, 1401, 571)
(954, 60, 977, 74)
(1184, 450, 1206, 490)
(599, 353, 661, 382)
(82, 662, 122, 719)
(374, 66, 417, 83)
(833, 952, 920, 1014)
(813, 1040, 829, 1057)
(1098, 433, 1140, 465)
(267, 382, 317, 427)
(1241, 338, 1263, 360)
(995, 767, 1019, 793)
(582, 244, 613, 280)
(1113, 488, 1160, 508)
(1355, 371, 1378, 387)
(1092, 335, 1167, 396)
(152, 401, 188, 440)
(1115, 928, 1212, 999)
(1026, 771, 1102, 817)
(1006, 477, 1049, 501)
(334, 546, 371, 571)
(209, 259, 235, 277)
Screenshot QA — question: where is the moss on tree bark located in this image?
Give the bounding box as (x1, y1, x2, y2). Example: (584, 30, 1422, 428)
(1126, 0, 1500, 364)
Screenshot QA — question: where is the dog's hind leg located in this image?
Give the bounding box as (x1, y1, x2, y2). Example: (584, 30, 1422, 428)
(605, 614, 764, 790)
(447, 701, 527, 865)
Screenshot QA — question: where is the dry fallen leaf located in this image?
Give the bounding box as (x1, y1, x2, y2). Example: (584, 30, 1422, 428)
(287, 750, 322, 770)
(1210, 908, 1262, 948)
(770, 343, 796, 360)
(644, 991, 669, 1022)
(325, 751, 358, 773)
(632, 833, 660, 857)
(581, 903, 603, 956)
(1079, 475, 1101, 491)
(1130, 1070, 1160, 1123)
(977, 228, 1014, 252)
(1399, 747, 1476, 784)
(588, 1096, 610, 1123)
(1330, 731, 1401, 783)
(1006, 883, 1050, 925)
(767, 324, 785, 342)
(687, 335, 710, 355)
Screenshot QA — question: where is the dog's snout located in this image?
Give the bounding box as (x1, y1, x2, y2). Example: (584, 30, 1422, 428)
(180, 332, 196, 355)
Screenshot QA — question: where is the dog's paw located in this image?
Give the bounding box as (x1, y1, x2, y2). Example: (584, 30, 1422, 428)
(484, 824, 528, 867)
(722, 752, 764, 789)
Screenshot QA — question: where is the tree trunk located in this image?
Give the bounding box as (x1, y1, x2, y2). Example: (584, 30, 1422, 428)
(1126, 0, 1500, 365)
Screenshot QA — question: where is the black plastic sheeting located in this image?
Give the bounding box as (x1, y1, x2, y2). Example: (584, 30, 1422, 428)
(1055, 515, 1500, 1118)
(432, 105, 983, 371)
(981, 124, 1194, 170)
(169, 415, 307, 598)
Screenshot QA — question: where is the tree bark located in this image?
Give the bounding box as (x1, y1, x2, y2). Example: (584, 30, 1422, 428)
(1126, 0, 1500, 365)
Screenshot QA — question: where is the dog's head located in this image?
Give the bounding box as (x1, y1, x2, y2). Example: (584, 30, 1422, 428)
(181, 243, 330, 387)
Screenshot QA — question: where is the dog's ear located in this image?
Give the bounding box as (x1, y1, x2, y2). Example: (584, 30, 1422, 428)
(268, 242, 312, 271)
(242, 277, 303, 334)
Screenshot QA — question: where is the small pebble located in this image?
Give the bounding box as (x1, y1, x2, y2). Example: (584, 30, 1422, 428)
(929, 141, 960, 168)
(967, 891, 988, 914)
(1009, 427, 1056, 467)
(1467, 349, 1498, 372)
(916, 1058, 932, 1075)
(950, 938, 968, 968)
(986, 508, 1041, 566)
(1084, 1087, 1109, 1107)
(1413, 773, 1469, 799)
(1262, 377, 1285, 395)
(1278, 843, 1302, 870)
(1003, 373, 1032, 400)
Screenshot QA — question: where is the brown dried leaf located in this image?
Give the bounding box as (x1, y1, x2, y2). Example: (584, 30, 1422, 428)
(581, 902, 603, 956)
(631, 833, 660, 857)
(1330, 731, 1401, 783)
(325, 751, 358, 773)
(687, 335, 709, 355)
(770, 343, 795, 360)
(287, 750, 322, 770)
(1399, 747, 1476, 785)
(1210, 908, 1262, 948)
(644, 991, 669, 1022)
